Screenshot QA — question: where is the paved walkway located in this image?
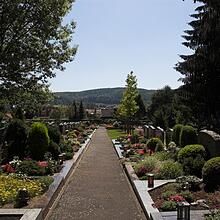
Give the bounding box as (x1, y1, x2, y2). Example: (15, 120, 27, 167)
(47, 127, 146, 220)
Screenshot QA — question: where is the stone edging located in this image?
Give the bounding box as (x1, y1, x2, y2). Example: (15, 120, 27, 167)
(0, 209, 42, 220)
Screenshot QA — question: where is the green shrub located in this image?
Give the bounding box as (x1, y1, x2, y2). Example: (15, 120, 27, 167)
(179, 125, 197, 148)
(48, 125, 61, 144)
(154, 152, 172, 161)
(202, 157, 220, 189)
(156, 160, 183, 179)
(146, 138, 164, 152)
(176, 175, 202, 191)
(177, 145, 206, 177)
(161, 201, 177, 211)
(48, 141, 61, 160)
(172, 124, 184, 146)
(162, 191, 176, 200)
(28, 122, 50, 160)
(17, 160, 45, 176)
(179, 191, 194, 203)
(134, 156, 159, 177)
(67, 131, 77, 139)
(4, 119, 28, 160)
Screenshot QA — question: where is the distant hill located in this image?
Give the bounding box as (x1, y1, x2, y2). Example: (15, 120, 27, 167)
(53, 87, 156, 106)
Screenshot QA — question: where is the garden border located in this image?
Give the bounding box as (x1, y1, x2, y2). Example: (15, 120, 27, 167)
(111, 141, 211, 220)
(0, 129, 96, 220)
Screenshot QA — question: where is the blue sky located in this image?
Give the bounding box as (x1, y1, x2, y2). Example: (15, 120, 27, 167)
(50, 0, 199, 92)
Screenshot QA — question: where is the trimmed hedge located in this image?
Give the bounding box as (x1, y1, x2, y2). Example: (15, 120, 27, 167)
(172, 124, 184, 146)
(179, 125, 197, 148)
(202, 157, 220, 189)
(146, 138, 164, 152)
(48, 125, 61, 144)
(4, 119, 27, 160)
(177, 144, 206, 177)
(28, 122, 50, 160)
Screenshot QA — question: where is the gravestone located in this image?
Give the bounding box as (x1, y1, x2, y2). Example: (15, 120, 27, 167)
(198, 130, 220, 158)
(156, 127, 164, 142)
(149, 125, 156, 138)
(144, 125, 149, 139)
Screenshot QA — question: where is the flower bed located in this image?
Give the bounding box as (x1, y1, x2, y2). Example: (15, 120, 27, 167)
(149, 182, 220, 212)
(0, 121, 97, 208)
(0, 174, 53, 207)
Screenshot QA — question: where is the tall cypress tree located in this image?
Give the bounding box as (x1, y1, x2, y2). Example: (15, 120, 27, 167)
(176, 1, 220, 130)
(79, 101, 84, 120)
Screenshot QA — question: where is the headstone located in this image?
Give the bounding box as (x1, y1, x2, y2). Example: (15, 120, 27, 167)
(198, 130, 220, 158)
(156, 127, 164, 142)
(144, 125, 149, 139)
(149, 125, 156, 138)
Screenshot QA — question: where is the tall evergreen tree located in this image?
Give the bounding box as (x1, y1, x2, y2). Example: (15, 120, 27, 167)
(176, 1, 220, 130)
(135, 93, 146, 119)
(117, 71, 139, 133)
(79, 101, 84, 120)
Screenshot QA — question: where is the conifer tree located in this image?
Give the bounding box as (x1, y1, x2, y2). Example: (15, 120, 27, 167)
(176, 0, 220, 129)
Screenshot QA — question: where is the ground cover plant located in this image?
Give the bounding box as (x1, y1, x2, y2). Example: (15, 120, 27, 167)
(0, 174, 53, 207)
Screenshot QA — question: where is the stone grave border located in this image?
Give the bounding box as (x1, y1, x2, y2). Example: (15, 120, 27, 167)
(112, 140, 210, 220)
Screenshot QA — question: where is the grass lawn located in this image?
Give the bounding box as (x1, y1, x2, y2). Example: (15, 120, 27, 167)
(107, 129, 127, 139)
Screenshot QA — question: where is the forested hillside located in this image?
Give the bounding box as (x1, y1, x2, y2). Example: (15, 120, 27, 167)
(53, 87, 155, 106)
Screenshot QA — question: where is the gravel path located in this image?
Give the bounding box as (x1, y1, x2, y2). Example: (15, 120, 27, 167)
(47, 127, 146, 220)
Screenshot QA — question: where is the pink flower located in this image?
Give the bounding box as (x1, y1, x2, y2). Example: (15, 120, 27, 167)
(37, 161, 48, 168)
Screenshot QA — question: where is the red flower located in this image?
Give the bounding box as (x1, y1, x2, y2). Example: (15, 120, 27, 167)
(37, 161, 48, 168)
(169, 195, 185, 202)
(2, 164, 15, 173)
(137, 149, 145, 155)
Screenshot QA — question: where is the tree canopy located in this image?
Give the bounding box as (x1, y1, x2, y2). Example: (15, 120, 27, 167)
(117, 72, 139, 133)
(0, 0, 77, 91)
(176, 0, 220, 130)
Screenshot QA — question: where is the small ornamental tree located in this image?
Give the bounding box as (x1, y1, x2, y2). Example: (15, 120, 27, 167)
(117, 72, 139, 133)
(28, 122, 50, 160)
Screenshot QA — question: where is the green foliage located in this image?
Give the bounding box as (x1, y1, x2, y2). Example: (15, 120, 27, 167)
(53, 88, 155, 106)
(176, 1, 220, 130)
(117, 72, 139, 133)
(146, 138, 164, 152)
(156, 160, 183, 179)
(134, 93, 146, 119)
(79, 101, 85, 120)
(17, 160, 45, 176)
(205, 210, 220, 220)
(4, 119, 27, 160)
(0, 0, 77, 91)
(202, 157, 220, 189)
(48, 141, 61, 160)
(154, 152, 175, 161)
(28, 122, 50, 160)
(162, 191, 176, 200)
(176, 175, 202, 191)
(172, 124, 184, 146)
(48, 125, 61, 144)
(133, 156, 159, 177)
(161, 201, 177, 211)
(177, 145, 206, 176)
(179, 125, 197, 148)
(179, 191, 194, 203)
